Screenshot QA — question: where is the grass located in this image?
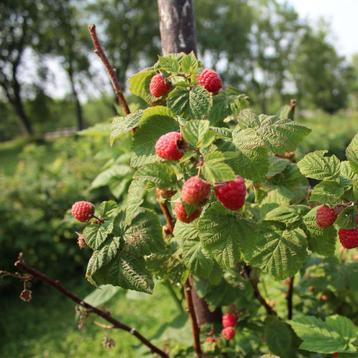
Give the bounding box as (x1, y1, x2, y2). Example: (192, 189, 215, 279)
(0, 279, 186, 358)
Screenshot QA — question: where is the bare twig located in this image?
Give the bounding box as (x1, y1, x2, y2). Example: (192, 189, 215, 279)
(13, 253, 168, 358)
(286, 276, 294, 320)
(184, 278, 202, 357)
(88, 24, 130, 116)
(244, 265, 276, 316)
(155, 190, 175, 235)
(288, 98, 297, 120)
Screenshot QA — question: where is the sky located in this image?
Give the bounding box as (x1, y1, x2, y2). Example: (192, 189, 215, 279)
(288, 0, 358, 58)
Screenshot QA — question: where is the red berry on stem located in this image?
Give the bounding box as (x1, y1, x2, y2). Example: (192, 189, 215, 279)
(316, 205, 337, 228)
(222, 313, 237, 328)
(155, 132, 184, 161)
(338, 228, 358, 249)
(149, 74, 171, 97)
(205, 337, 217, 344)
(198, 69, 222, 94)
(214, 176, 246, 211)
(221, 326, 235, 341)
(174, 201, 202, 223)
(181, 176, 211, 205)
(71, 201, 95, 222)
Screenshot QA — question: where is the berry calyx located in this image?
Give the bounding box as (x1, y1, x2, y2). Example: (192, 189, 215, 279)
(181, 176, 211, 205)
(316, 205, 337, 228)
(197, 69, 222, 94)
(221, 326, 235, 341)
(214, 176, 246, 211)
(155, 132, 184, 161)
(174, 201, 202, 223)
(71, 201, 95, 222)
(222, 313, 237, 328)
(338, 228, 358, 249)
(149, 74, 171, 97)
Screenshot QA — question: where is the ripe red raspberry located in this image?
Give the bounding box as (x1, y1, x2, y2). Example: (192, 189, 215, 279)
(149, 74, 171, 97)
(174, 201, 202, 223)
(198, 69, 222, 94)
(71, 201, 94, 222)
(316, 205, 337, 228)
(338, 228, 358, 249)
(205, 337, 217, 344)
(221, 326, 235, 341)
(214, 176, 246, 211)
(155, 131, 184, 161)
(181, 176, 211, 205)
(222, 313, 237, 328)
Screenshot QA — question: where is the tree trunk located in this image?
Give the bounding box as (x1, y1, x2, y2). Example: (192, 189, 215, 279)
(67, 68, 85, 130)
(157, 0, 221, 327)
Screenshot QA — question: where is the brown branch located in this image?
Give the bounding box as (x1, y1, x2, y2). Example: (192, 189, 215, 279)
(286, 276, 294, 320)
(184, 278, 202, 358)
(13, 253, 168, 358)
(244, 265, 276, 316)
(156, 189, 175, 235)
(88, 24, 130, 116)
(288, 98, 297, 120)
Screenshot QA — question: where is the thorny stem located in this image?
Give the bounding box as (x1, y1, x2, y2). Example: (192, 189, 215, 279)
(184, 278, 202, 358)
(286, 276, 294, 320)
(88, 24, 131, 117)
(12, 253, 169, 358)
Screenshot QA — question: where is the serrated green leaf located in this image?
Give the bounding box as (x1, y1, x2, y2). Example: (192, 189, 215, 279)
(248, 225, 307, 279)
(125, 178, 146, 225)
(258, 117, 311, 153)
(180, 52, 200, 74)
(288, 315, 357, 354)
(264, 206, 302, 226)
(201, 151, 236, 184)
(174, 221, 215, 278)
(131, 111, 178, 167)
(303, 207, 337, 256)
(157, 54, 181, 73)
(231, 128, 269, 181)
(335, 206, 356, 229)
(236, 108, 261, 129)
(128, 69, 156, 103)
(346, 133, 358, 173)
(340, 161, 358, 181)
(167, 86, 212, 119)
(110, 111, 143, 145)
(266, 156, 290, 177)
(83, 221, 114, 250)
(134, 162, 177, 188)
(182, 120, 212, 147)
(91, 165, 132, 190)
(310, 180, 345, 205)
(297, 150, 341, 180)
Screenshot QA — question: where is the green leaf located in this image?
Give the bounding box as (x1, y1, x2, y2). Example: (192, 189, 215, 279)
(346, 133, 358, 174)
(258, 117, 311, 153)
(266, 156, 290, 177)
(124, 209, 164, 256)
(310, 180, 345, 205)
(110, 111, 143, 145)
(236, 108, 261, 129)
(231, 128, 269, 181)
(90, 165, 132, 190)
(303, 207, 337, 256)
(297, 150, 341, 180)
(264, 206, 303, 226)
(180, 52, 200, 74)
(288, 315, 358, 354)
(134, 162, 177, 188)
(83, 285, 121, 307)
(197, 204, 252, 269)
(125, 178, 146, 224)
(182, 120, 212, 148)
(83, 218, 115, 250)
(335, 206, 357, 229)
(340, 161, 358, 181)
(167, 86, 212, 119)
(248, 225, 307, 279)
(174, 221, 215, 278)
(201, 151, 236, 184)
(157, 54, 180, 73)
(131, 109, 178, 167)
(128, 68, 156, 103)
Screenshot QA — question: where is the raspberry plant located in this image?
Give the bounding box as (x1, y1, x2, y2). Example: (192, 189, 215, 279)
(70, 52, 358, 356)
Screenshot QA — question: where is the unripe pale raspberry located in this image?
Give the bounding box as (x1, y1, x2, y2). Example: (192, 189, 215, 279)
(338, 228, 358, 249)
(149, 74, 171, 97)
(181, 176, 211, 205)
(198, 69, 222, 94)
(221, 326, 235, 341)
(155, 131, 184, 161)
(214, 176, 246, 211)
(222, 313, 237, 328)
(174, 201, 202, 223)
(316, 205, 337, 228)
(71, 201, 94, 222)
(76, 232, 87, 249)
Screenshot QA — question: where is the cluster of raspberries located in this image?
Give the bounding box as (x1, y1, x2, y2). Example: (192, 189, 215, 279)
(149, 68, 222, 98)
(155, 131, 246, 223)
(205, 313, 237, 345)
(316, 205, 358, 249)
